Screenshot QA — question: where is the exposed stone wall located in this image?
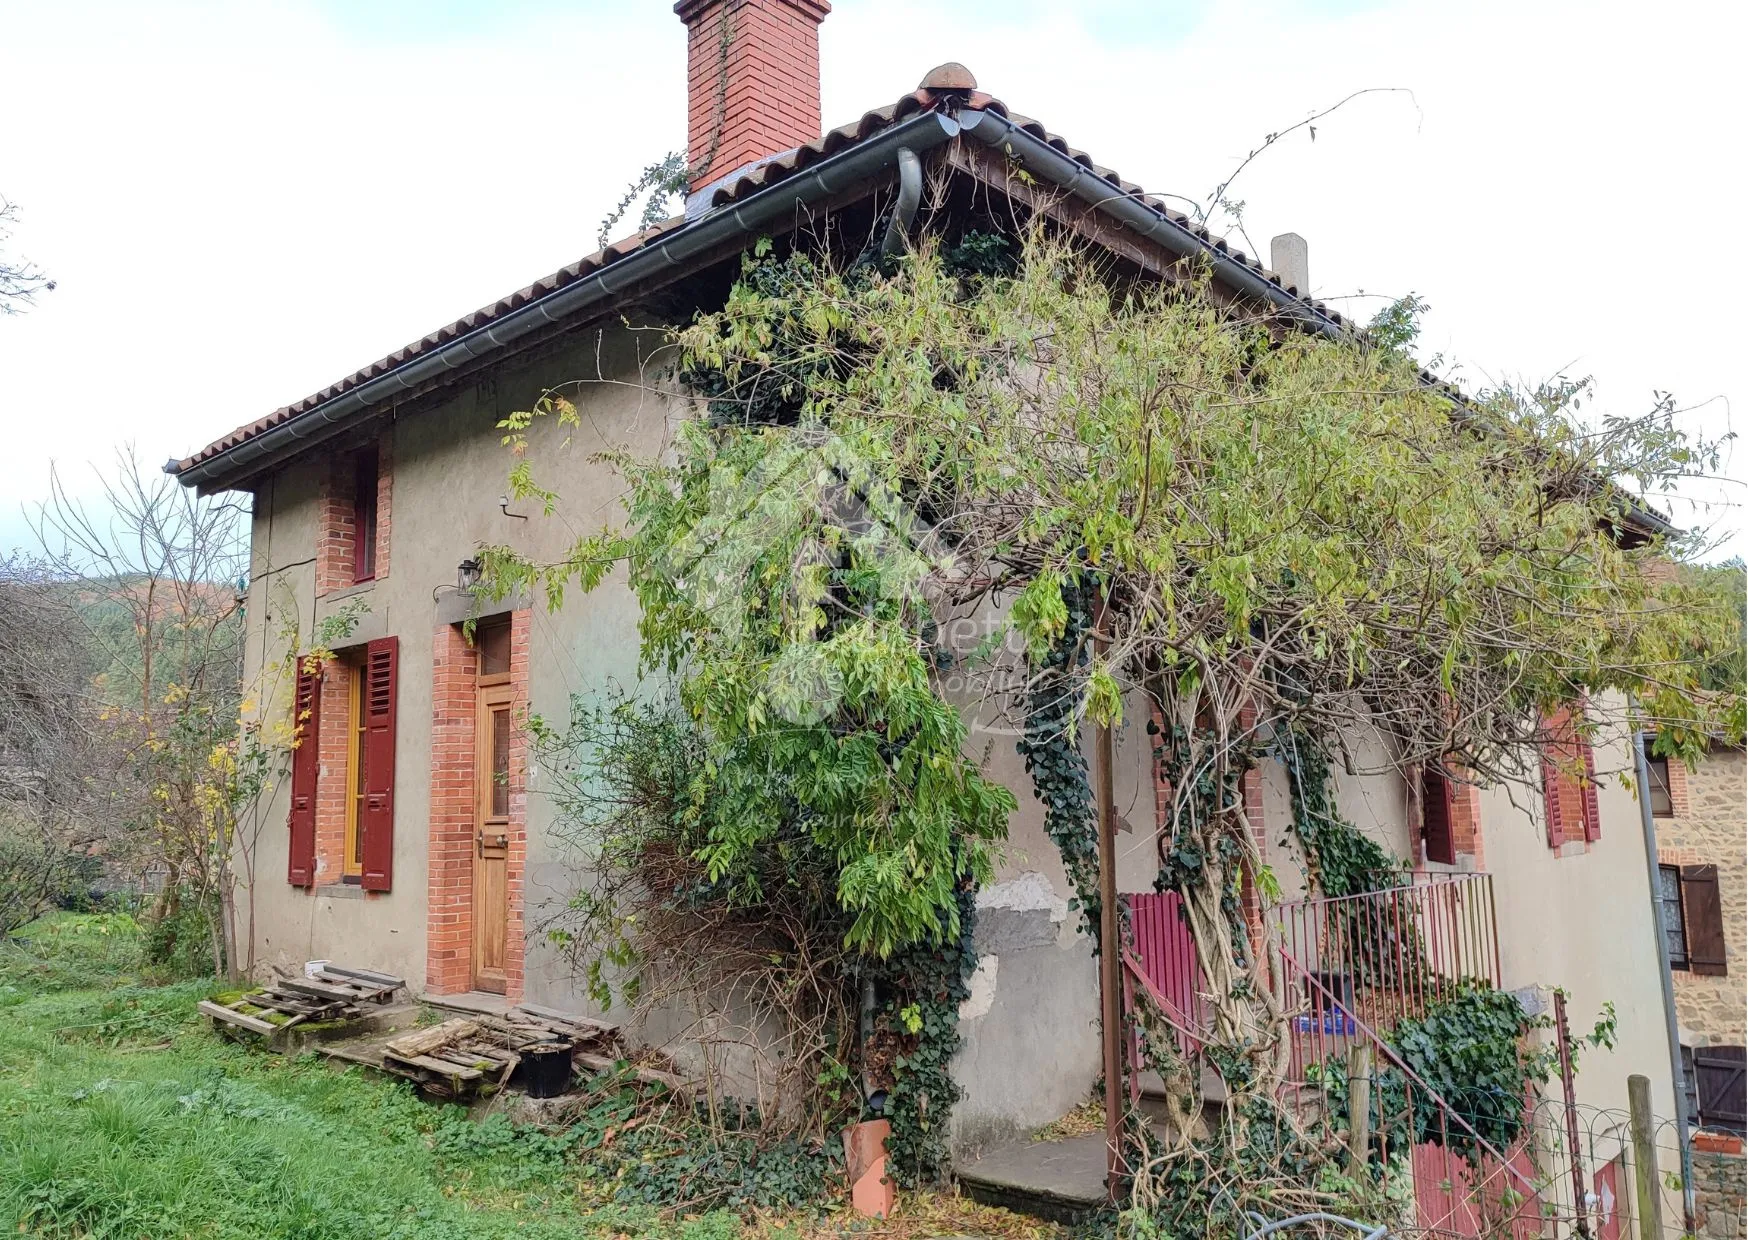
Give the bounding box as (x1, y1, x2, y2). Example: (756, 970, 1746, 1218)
(1660, 747, 1746, 1046)
(1693, 1149, 1745, 1240)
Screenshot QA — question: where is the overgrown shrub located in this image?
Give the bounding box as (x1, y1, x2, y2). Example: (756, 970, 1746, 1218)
(0, 817, 101, 935)
(1316, 983, 1616, 1166)
(141, 887, 217, 980)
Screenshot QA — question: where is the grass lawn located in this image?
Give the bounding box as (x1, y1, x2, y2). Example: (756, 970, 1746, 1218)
(0, 913, 1049, 1240)
(0, 912, 734, 1240)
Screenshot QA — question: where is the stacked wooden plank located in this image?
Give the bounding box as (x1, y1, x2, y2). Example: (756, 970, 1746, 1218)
(380, 1019, 522, 1097)
(197, 963, 405, 1042)
(378, 1005, 688, 1099)
(273, 963, 404, 1006)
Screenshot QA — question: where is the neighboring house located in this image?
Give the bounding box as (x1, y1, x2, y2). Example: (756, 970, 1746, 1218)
(168, 0, 1702, 1192)
(1647, 741, 1748, 1136)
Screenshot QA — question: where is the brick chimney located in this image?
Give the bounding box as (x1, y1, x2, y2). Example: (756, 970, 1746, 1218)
(676, 0, 830, 192)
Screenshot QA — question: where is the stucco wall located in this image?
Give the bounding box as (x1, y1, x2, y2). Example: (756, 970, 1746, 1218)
(238, 323, 673, 996)
(233, 334, 1688, 1159)
(1484, 707, 1684, 1178)
(1660, 748, 1747, 1047)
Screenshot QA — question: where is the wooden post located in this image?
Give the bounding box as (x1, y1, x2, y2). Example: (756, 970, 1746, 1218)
(1555, 990, 1591, 1236)
(1094, 594, 1124, 1205)
(1347, 1043, 1372, 1173)
(1628, 1073, 1662, 1240)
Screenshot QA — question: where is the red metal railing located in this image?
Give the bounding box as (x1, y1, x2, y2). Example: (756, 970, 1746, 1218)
(1126, 891, 1209, 1059)
(1121, 874, 1592, 1235)
(1276, 871, 1500, 1081)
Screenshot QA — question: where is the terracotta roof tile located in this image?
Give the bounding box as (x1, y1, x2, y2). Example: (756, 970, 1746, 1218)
(175, 91, 1332, 475)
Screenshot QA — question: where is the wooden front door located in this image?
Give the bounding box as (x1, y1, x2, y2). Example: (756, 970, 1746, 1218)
(472, 679, 513, 993)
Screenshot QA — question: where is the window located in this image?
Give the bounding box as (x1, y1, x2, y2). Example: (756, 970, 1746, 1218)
(1681, 1046, 1702, 1129)
(1659, 864, 1689, 969)
(352, 447, 379, 582)
(477, 619, 511, 678)
(1644, 753, 1675, 818)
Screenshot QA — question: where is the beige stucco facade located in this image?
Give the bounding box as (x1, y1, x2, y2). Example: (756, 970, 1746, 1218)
(239, 324, 675, 999)
(230, 308, 1690, 1164)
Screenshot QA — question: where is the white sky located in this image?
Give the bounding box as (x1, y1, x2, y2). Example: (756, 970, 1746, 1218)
(3, 0, 1743, 559)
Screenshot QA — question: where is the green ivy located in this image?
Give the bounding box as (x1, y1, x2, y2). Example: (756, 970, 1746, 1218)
(871, 884, 978, 1185)
(1316, 983, 1615, 1167)
(1015, 572, 1101, 935)
(1277, 725, 1400, 899)
(1152, 720, 1252, 969)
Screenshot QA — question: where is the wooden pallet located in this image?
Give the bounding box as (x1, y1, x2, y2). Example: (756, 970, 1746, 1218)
(200, 962, 405, 1043)
(272, 964, 404, 1006)
(199, 986, 356, 1040)
(381, 1019, 522, 1098)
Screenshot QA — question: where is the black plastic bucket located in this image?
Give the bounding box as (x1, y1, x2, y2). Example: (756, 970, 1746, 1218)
(519, 1041, 575, 1098)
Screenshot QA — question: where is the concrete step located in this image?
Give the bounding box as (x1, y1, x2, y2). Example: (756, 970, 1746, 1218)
(955, 1132, 1111, 1225)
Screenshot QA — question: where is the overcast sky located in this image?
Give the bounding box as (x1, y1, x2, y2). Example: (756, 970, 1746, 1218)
(3, 0, 1743, 560)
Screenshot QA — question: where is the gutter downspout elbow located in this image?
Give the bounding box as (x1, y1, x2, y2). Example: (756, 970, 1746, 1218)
(880, 146, 922, 258)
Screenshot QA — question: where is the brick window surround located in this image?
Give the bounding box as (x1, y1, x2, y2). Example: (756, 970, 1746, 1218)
(428, 611, 530, 999)
(313, 659, 353, 885)
(316, 431, 392, 597)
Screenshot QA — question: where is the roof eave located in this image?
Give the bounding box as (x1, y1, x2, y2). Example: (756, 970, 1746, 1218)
(169, 108, 963, 493)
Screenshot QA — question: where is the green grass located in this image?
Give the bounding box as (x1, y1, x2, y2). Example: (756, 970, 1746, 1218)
(0, 914, 739, 1239)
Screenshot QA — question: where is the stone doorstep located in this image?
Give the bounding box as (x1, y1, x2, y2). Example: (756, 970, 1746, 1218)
(425, 990, 516, 1018)
(955, 1131, 1110, 1225)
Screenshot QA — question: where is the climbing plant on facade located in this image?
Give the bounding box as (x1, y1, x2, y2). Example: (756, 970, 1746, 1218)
(484, 222, 1740, 1208)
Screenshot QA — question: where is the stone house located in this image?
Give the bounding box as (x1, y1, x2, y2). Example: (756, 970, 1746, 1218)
(1649, 742, 1747, 1136)
(168, 0, 1712, 1206)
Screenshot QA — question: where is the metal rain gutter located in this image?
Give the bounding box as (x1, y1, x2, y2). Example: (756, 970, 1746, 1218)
(170, 109, 962, 492)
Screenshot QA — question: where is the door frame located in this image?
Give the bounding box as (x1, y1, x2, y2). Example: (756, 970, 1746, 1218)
(471, 674, 513, 994)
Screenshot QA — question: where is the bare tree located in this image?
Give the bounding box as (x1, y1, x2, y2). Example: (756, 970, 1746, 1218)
(0, 555, 110, 933)
(32, 450, 251, 976)
(0, 196, 54, 314)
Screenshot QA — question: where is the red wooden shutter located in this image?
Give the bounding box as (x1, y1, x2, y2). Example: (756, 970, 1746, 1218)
(1578, 736, 1601, 842)
(1682, 864, 1728, 976)
(1422, 765, 1457, 865)
(1541, 748, 1565, 848)
(359, 636, 398, 892)
(287, 659, 322, 886)
(1540, 703, 1594, 849)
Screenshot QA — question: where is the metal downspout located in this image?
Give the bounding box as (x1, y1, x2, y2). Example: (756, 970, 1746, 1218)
(1635, 729, 1697, 1231)
(880, 146, 922, 257)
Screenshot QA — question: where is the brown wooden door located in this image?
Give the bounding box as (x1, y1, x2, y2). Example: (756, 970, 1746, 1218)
(472, 681, 513, 993)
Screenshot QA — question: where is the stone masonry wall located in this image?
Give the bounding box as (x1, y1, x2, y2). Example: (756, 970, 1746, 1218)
(1659, 747, 1746, 1046)
(1692, 1150, 1745, 1240)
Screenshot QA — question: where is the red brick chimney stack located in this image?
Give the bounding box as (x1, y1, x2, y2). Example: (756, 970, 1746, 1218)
(676, 0, 830, 192)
